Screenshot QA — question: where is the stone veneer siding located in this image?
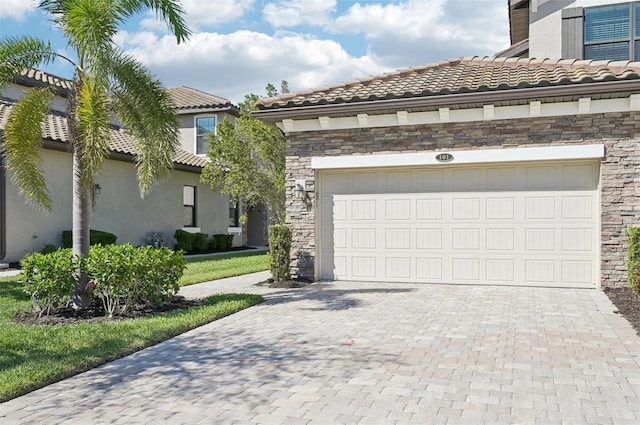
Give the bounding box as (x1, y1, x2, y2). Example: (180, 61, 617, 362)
(285, 111, 640, 287)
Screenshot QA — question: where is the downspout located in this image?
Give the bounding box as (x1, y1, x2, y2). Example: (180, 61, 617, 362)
(0, 156, 6, 260)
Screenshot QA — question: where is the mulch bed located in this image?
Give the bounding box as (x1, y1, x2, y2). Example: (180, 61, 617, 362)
(13, 296, 203, 326)
(604, 286, 640, 336)
(255, 278, 312, 288)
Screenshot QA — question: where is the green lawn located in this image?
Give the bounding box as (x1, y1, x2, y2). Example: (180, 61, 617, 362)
(0, 275, 263, 402)
(180, 250, 269, 286)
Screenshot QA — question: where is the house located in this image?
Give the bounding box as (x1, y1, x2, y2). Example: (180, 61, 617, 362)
(254, 56, 640, 288)
(166, 86, 270, 247)
(0, 70, 242, 263)
(501, 0, 640, 61)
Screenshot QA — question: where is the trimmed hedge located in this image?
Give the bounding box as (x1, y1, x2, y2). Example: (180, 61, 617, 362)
(61, 229, 117, 248)
(20, 245, 186, 317)
(268, 224, 291, 282)
(628, 227, 640, 292)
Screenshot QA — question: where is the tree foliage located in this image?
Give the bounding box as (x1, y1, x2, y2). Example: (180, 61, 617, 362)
(201, 82, 288, 224)
(0, 0, 190, 308)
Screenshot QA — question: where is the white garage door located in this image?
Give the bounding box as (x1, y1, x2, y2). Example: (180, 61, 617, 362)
(319, 161, 599, 287)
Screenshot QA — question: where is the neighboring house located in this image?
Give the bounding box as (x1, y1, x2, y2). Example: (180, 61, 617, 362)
(254, 56, 640, 289)
(166, 86, 269, 246)
(0, 70, 236, 263)
(501, 0, 640, 61)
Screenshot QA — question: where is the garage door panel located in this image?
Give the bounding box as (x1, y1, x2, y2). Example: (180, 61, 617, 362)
(320, 161, 598, 287)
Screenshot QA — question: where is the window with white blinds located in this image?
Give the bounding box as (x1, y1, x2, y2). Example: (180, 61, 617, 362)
(584, 2, 640, 60)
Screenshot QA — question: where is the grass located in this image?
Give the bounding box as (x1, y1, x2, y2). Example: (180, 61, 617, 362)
(0, 275, 263, 402)
(180, 250, 269, 286)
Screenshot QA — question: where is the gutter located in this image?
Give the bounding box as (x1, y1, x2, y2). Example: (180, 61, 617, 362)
(253, 79, 640, 122)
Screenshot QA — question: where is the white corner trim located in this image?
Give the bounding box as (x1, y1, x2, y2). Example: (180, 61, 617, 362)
(282, 119, 294, 132)
(311, 144, 605, 170)
(630, 94, 640, 110)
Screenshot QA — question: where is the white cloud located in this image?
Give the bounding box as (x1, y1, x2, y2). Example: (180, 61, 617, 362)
(330, 0, 510, 67)
(0, 0, 37, 21)
(263, 0, 336, 27)
(141, 0, 255, 31)
(118, 29, 388, 104)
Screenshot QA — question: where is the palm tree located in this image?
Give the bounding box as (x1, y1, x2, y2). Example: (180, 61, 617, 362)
(0, 0, 190, 307)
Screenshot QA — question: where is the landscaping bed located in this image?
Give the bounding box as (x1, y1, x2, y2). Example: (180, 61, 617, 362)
(13, 296, 202, 326)
(605, 286, 640, 335)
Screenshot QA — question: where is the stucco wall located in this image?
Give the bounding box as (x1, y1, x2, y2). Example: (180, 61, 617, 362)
(176, 112, 237, 155)
(4, 149, 230, 262)
(285, 111, 640, 287)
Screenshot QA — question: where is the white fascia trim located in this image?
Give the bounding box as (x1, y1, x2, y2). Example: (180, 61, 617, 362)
(311, 144, 605, 170)
(278, 96, 638, 133)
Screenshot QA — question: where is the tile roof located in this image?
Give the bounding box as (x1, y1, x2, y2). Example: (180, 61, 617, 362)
(256, 56, 640, 109)
(16, 69, 74, 91)
(166, 86, 237, 113)
(0, 99, 208, 169)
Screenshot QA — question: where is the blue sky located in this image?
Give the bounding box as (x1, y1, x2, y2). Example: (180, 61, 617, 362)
(0, 0, 510, 103)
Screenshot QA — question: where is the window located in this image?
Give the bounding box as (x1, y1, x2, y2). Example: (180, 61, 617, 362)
(183, 186, 196, 227)
(584, 2, 640, 60)
(229, 198, 240, 228)
(195, 116, 216, 155)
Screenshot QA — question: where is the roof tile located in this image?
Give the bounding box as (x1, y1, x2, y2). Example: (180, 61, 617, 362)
(257, 56, 640, 109)
(0, 99, 208, 169)
(166, 86, 237, 112)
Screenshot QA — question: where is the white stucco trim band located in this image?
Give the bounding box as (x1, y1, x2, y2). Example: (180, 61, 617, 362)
(278, 96, 640, 133)
(311, 144, 605, 170)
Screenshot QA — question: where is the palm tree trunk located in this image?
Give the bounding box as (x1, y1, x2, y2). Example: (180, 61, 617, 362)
(68, 142, 92, 308)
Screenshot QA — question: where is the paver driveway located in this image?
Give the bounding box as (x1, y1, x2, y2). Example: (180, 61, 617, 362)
(2, 274, 640, 424)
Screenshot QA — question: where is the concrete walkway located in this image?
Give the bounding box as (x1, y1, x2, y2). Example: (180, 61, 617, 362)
(2, 274, 640, 424)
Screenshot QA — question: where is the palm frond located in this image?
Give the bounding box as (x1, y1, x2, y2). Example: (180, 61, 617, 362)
(106, 50, 180, 196)
(0, 36, 54, 88)
(74, 76, 111, 191)
(116, 0, 191, 42)
(2, 88, 54, 211)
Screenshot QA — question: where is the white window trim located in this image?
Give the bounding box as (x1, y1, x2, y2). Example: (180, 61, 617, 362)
(311, 144, 605, 170)
(194, 114, 218, 157)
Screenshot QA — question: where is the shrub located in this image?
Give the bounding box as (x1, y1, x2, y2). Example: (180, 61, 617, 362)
(86, 244, 138, 317)
(174, 229, 194, 252)
(192, 232, 209, 253)
(268, 224, 291, 282)
(628, 227, 640, 292)
(213, 234, 234, 251)
(86, 244, 186, 316)
(40, 243, 58, 254)
(20, 249, 76, 316)
(134, 246, 186, 306)
(61, 229, 117, 248)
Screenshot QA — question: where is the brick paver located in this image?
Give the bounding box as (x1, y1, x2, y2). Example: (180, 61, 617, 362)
(2, 273, 640, 424)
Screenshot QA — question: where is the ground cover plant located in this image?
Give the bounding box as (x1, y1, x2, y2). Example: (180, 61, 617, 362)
(180, 251, 269, 286)
(0, 274, 262, 402)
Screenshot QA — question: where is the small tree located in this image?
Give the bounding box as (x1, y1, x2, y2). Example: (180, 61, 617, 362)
(201, 82, 288, 225)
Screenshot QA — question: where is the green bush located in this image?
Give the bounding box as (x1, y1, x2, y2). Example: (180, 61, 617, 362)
(174, 229, 194, 252)
(213, 234, 234, 251)
(628, 227, 640, 292)
(61, 229, 117, 248)
(192, 232, 209, 253)
(86, 244, 187, 317)
(134, 246, 186, 306)
(268, 224, 291, 282)
(40, 243, 58, 254)
(21, 245, 186, 317)
(20, 249, 76, 316)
